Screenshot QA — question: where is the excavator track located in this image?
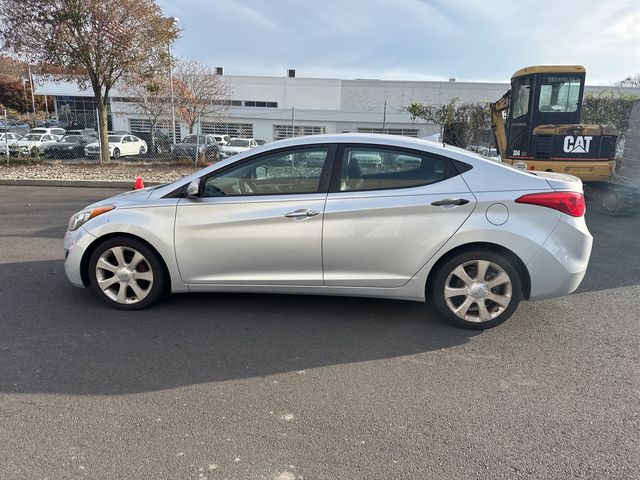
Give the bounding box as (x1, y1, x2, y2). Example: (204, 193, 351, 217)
(584, 182, 640, 217)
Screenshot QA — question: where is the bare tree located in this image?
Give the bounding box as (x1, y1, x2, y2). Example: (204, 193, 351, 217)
(616, 74, 640, 88)
(121, 74, 172, 153)
(0, 0, 179, 162)
(173, 59, 231, 134)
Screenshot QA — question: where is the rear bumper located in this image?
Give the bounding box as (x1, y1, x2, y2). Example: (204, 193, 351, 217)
(526, 216, 593, 300)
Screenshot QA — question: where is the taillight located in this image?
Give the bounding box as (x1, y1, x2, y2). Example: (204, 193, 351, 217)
(515, 192, 585, 217)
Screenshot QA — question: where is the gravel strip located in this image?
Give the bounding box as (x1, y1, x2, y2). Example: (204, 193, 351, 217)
(0, 161, 200, 184)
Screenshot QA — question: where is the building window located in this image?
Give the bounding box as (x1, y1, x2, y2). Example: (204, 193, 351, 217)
(201, 122, 254, 137)
(111, 97, 142, 103)
(129, 118, 181, 141)
(273, 125, 327, 140)
(55, 95, 111, 129)
(243, 100, 278, 108)
(356, 127, 419, 137)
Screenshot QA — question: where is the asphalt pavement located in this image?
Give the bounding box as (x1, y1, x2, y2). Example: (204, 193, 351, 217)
(0, 186, 638, 479)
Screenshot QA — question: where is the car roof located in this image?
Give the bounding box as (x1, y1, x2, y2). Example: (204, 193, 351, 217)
(149, 133, 555, 198)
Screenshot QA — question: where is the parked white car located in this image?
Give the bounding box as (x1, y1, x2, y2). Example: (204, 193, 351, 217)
(9, 133, 60, 155)
(84, 135, 147, 159)
(213, 135, 230, 147)
(30, 127, 66, 137)
(223, 138, 258, 155)
(468, 145, 502, 162)
(0, 132, 22, 147)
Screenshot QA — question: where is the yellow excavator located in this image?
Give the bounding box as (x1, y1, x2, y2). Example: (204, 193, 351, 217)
(491, 65, 639, 215)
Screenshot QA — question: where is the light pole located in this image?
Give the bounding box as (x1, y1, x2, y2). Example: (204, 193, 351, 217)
(168, 16, 179, 145)
(28, 64, 36, 124)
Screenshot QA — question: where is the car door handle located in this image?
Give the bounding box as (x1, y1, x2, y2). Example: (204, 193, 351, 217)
(431, 198, 470, 207)
(284, 209, 320, 219)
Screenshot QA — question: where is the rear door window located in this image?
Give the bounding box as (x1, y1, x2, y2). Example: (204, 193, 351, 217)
(337, 146, 453, 192)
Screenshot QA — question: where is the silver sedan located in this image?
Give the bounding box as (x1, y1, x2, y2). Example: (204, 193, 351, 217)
(63, 134, 592, 329)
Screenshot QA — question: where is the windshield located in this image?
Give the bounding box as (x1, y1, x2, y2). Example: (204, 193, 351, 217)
(62, 135, 81, 142)
(181, 135, 206, 144)
(30, 129, 46, 134)
(538, 75, 582, 113)
(107, 135, 123, 142)
(24, 134, 42, 141)
(229, 139, 250, 147)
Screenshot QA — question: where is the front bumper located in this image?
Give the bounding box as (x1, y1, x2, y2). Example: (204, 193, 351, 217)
(63, 226, 96, 287)
(526, 217, 593, 300)
(10, 146, 33, 155)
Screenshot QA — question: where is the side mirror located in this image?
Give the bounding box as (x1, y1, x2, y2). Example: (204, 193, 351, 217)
(184, 179, 200, 198)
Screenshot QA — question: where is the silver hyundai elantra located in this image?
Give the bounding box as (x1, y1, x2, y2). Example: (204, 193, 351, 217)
(63, 134, 592, 329)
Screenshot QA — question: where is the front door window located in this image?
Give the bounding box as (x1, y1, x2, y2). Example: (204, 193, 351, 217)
(202, 147, 331, 196)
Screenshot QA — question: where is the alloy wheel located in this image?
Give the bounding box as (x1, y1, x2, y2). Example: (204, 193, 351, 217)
(444, 259, 512, 323)
(95, 246, 154, 304)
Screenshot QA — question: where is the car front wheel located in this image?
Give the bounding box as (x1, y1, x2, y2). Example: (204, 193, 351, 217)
(112, 148, 120, 159)
(88, 237, 166, 310)
(430, 250, 522, 329)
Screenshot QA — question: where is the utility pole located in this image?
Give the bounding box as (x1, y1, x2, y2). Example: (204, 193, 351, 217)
(291, 106, 295, 138)
(194, 113, 201, 166)
(168, 16, 179, 146)
(28, 64, 36, 124)
(382, 101, 387, 134)
(22, 78, 28, 114)
(4, 110, 9, 165)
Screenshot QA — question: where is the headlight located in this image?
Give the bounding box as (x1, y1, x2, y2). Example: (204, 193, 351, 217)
(67, 205, 115, 231)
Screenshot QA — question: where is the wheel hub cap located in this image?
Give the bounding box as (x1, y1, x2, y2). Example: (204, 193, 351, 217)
(116, 268, 133, 283)
(468, 282, 489, 300)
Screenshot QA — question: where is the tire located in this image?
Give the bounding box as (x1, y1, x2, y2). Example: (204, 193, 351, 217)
(112, 148, 120, 159)
(139, 146, 145, 155)
(430, 249, 522, 329)
(31, 147, 39, 157)
(88, 237, 167, 310)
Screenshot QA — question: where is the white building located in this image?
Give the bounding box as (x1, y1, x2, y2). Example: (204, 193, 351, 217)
(35, 73, 640, 143)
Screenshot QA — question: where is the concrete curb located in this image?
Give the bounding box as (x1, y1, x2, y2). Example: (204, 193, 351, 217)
(0, 179, 162, 189)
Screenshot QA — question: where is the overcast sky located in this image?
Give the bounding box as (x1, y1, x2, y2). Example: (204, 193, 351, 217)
(158, 0, 638, 85)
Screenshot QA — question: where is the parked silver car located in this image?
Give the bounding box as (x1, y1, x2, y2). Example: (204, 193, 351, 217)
(63, 134, 592, 329)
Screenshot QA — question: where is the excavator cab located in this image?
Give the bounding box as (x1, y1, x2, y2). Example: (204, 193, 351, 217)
(509, 66, 583, 157)
(493, 65, 638, 215)
(502, 66, 617, 179)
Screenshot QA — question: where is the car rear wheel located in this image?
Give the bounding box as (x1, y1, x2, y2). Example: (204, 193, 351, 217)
(88, 237, 166, 310)
(139, 146, 145, 155)
(431, 250, 521, 329)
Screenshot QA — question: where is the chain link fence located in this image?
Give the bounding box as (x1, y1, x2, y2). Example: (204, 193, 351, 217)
(0, 104, 499, 165)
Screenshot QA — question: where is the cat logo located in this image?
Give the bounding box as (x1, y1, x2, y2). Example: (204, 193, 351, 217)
(563, 135, 592, 154)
